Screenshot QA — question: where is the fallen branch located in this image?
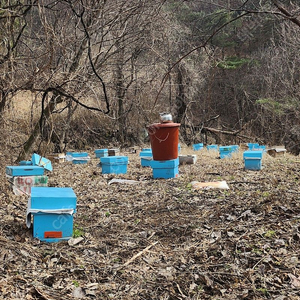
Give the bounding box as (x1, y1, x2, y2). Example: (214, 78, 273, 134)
(203, 127, 254, 140)
(119, 241, 158, 269)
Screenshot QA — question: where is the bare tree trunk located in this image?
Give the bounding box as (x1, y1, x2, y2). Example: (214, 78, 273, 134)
(16, 93, 63, 162)
(173, 65, 187, 142)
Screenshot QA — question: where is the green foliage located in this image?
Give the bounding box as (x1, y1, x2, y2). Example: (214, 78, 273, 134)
(73, 224, 84, 238)
(256, 97, 300, 117)
(264, 230, 276, 239)
(217, 57, 251, 69)
(72, 280, 79, 288)
(256, 98, 283, 115)
(257, 288, 269, 296)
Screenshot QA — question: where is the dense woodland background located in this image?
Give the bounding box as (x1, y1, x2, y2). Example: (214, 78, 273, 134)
(0, 0, 299, 161)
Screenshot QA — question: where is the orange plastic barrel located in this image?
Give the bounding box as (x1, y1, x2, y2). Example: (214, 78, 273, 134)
(147, 122, 180, 161)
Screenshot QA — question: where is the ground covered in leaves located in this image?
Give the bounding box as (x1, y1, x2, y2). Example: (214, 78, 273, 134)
(0, 146, 300, 300)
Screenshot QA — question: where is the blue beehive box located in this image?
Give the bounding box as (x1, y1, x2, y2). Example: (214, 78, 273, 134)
(150, 158, 179, 179)
(142, 148, 151, 152)
(255, 145, 266, 152)
(6, 166, 45, 177)
(19, 160, 33, 166)
(73, 159, 89, 164)
(230, 145, 239, 153)
(67, 152, 89, 157)
(139, 150, 152, 157)
(193, 143, 204, 151)
(95, 149, 108, 158)
(27, 187, 77, 243)
(243, 150, 263, 170)
(207, 145, 218, 151)
(140, 150, 153, 167)
(248, 143, 259, 150)
(141, 157, 153, 167)
(219, 146, 233, 159)
(66, 152, 90, 164)
(100, 156, 129, 174)
(178, 144, 181, 153)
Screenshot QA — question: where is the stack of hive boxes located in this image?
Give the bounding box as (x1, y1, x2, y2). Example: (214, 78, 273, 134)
(6, 153, 51, 195)
(6, 165, 47, 195)
(100, 156, 129, 174)
(26, 187, 77, 242)
(243, 150, 264, 171)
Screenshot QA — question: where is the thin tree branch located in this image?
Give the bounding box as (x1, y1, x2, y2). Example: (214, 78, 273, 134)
(78, 0, 110, 114)
(272, 0, 300, 27)
(152, 11, 250, 110)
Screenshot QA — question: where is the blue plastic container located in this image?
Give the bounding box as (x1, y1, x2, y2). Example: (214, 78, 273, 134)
(193, 143, 204, 151)
(243, 150, 263, 170)
(29, 187, 77, 242)
(150, 158, 179, 179)
(6, 166, 45, 177)
(219, 146, 233, 159)
(142, 148, 151, 152)
(94, 149, 108, 158)
(100, 156, 129, 174)
(207, 145, 218, 151)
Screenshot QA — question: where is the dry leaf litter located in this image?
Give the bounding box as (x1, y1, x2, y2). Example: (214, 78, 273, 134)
(0, 147, 300, 299)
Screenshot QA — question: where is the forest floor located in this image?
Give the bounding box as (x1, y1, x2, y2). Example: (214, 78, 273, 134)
(0, 146, 300, 300)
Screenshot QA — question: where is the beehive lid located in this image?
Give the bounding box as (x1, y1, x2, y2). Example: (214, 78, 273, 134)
(100, 156, 128, 165)
(6, 165, 45, 176)
(67, 152, 89, 157)
(219, 146, 232, 151)
(243, 150, 263, 159)
(30, 187, 77, 210)
(32, 153, 53, 172)
(139, 151, 153, 157)
(95, 149, 108, 153)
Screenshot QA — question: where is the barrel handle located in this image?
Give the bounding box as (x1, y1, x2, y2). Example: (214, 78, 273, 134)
(154, 133, 169, 143)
